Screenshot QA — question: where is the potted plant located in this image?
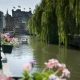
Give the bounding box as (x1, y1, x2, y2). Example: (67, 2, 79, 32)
(22, 59, 70, 80)
(1, 33, 18, 53)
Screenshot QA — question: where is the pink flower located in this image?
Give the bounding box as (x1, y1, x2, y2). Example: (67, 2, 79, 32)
(0, 70, 11, 80)
(8, 34, 13, 38)
(6, 77, 12, 80)
(12, 38, 18, 42)
(45, 62, 54, 69)
(62, 69, 70, 78)
(48, 59, 59, 68)
(1, 33, 18, 46)
(45, 59, 59, 69)
(57, 63, 66, 71)
(22, 63, 31, 71)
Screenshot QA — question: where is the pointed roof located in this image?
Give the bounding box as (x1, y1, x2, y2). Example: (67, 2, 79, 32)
(5, 9, 9, 17)
(6, 9, 9, 15)
(7, 9, 8, 14)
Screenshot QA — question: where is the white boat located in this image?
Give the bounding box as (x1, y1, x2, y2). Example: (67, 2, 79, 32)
(21, 38, 28, 44)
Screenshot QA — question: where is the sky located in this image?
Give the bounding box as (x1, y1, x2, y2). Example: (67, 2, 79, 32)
(0, 0, 41, 15)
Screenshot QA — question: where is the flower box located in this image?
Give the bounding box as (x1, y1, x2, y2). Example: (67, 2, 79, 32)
(2, 44, 13, 53)
(1, 33, 18, 53)
(1, 33, 18, 46)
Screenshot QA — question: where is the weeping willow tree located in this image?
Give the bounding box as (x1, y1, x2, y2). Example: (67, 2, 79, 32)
(28, 5, 43, 35)
(28, 0, 80, 46)
(56, 0, 80, 46)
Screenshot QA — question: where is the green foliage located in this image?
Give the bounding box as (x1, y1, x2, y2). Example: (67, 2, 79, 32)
(28, 0, 80, 46)
(32, 72, 43, 80)
(22, 70, 55, 80)
(22, 70, 29, 80)
(32, 70, 54, 80)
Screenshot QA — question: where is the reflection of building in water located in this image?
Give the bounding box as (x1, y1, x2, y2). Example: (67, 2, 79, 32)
(12, 9, 32, 34)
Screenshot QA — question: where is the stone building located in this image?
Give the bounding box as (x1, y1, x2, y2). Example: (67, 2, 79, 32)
(5, 10, 15, 31)
(12, 9, 32, 34)
(0, 11, 3, 32)
(12, 9, 32, 22)
(0, 11, 6, 33)
(3, 16, 6, 29)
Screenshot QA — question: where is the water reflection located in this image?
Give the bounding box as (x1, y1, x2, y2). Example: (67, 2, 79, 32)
(5, 35, 80, 80)
(58, 46, 67, 63)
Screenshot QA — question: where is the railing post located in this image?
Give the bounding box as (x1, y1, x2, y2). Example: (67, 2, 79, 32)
(0, 33, 2, 69)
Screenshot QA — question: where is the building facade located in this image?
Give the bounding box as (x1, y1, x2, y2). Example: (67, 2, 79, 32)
(5, 13, 15, 31)
(3, 16, 6, 29)
(12, 9, 32, 22)
(12, 9, 32, 34)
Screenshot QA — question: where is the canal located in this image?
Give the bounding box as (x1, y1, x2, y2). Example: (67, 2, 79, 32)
(5, 35, 80, 80)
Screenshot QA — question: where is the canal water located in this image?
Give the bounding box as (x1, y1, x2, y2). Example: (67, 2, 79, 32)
(5, 35, 80, 80)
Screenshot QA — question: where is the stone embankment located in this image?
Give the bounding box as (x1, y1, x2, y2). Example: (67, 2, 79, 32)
(1, 52, 12, 76)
